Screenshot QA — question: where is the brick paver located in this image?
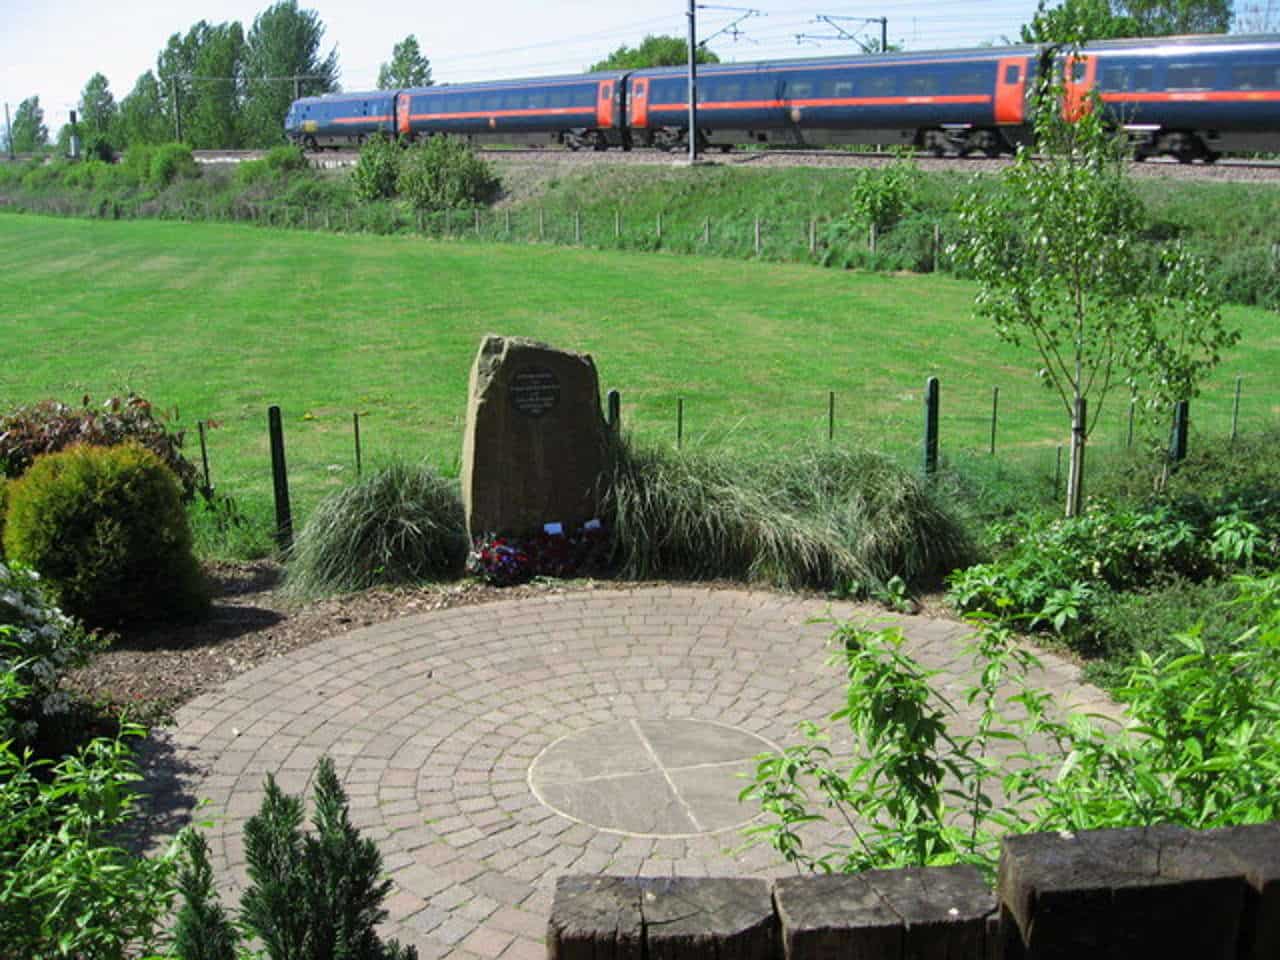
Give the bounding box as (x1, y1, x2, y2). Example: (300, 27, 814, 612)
(141, 586, 1117, 956)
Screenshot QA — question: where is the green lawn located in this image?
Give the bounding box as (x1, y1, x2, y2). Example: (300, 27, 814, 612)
(2, 213, 1276, 531)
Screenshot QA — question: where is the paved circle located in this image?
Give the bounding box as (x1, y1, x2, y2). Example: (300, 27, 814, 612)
(528, 718, 778, 837)
(142, 586, 1116, 960)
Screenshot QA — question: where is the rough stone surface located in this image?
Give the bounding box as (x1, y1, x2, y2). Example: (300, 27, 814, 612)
(641, 877, 775, 960)
(460, 334, 609, 537)
(998, 825, 1245, 959)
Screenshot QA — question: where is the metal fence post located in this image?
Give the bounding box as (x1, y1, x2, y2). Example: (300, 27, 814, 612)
(923, 376, 939, 476)
(607, 389, 621, 431)
(268, 406, 293, 551)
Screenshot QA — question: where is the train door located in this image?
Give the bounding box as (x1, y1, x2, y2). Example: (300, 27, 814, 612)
(1064, 54, 1098, 121)
(629, 78, 650, 129)
(995, 57, 1028, 125)
(597, 81, 615, 128)
(396, 93, 412, 137)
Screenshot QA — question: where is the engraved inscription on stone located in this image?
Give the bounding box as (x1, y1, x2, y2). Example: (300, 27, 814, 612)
(510, 367, 561, 418)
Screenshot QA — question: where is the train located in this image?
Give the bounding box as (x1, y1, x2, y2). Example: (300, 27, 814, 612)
(285, 34, 1280, 163)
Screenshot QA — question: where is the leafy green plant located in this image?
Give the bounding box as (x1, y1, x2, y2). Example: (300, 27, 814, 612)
(744, 574, 1280, 878)
(150, 142, 198, 187)
(846, 150, 921, 232)
(238, 757, 418, 960)
(397, 135, 499, 211)
(0, 392, 200, 500)
(0, 560, 98, 750)
(0, 714, 180, 958)
(351, 134, 402, 201)
(286, 460, 468, 598)
(4, 443, 208, 627)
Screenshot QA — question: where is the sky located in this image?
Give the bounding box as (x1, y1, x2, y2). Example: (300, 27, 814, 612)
(1, 0, 1044, 128)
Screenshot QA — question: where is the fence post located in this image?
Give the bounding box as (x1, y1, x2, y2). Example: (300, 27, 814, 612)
(353, 411, 362, 477)
(475, 208, 481, 237)
(1231, 376, 1242, 442)
(607, 389, 621, 431)
(828, 391, 835, 442)
(932, 222, 941, 273)
(870, 222, 878, 255)
(990, 386, 999, 455)
(703, 216, 710, 245)
(267, 406, 293, 551)
(538, 207, 545, 241)
(809, 217, 817, 255)
(677, 397, 684, 450)
(1169, 400, 1189, 464)
(657, 211, 663, 242)
(1127, 396, 1136, 449)
(1055, 445, 1063, 496)
(575, 210, 582, 245)
(615, 208, 621, 240)
(197, 421, 212, 496)
(754, 216, 761, 255)
(923, 376, 939, 476)
(505, 208, 511, 237)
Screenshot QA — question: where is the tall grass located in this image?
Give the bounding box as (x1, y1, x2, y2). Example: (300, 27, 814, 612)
(285, 460, 467, 599)
(602, 436, 973, 593)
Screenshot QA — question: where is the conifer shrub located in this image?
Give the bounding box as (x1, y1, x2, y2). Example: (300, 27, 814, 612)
(3, 443, 208, 626)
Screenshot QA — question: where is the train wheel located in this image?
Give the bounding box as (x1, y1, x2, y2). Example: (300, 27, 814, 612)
(303, 135, 319, 152)
(965, 129, 1002, 158)
(920, 129, 948, 157)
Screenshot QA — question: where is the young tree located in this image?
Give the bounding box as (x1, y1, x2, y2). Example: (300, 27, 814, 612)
(10, 97, 49, 152)
(955, 68, 1238, 517)
(187, 22, 246, 149)
(377, 34, 432, 89)
(79, 73, 118, 136)
(241, 0, 339, 147)
(589, 35, 719, 71)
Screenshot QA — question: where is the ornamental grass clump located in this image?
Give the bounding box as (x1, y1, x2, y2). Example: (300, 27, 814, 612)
(286, 460, 468, 599)
(602, 436, 972, 593)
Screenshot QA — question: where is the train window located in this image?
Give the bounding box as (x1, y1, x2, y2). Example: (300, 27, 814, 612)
(574, 87, 595, 107)
(1101, 66, 1127, 91)
(549, 89, 569, 108)
(1166, 64, 1215, 90)
(1004, 64, 1019, 84)
(832, 80, 854, 97)
(1133, 66, 1154, 91)
(864, 74, 895, 96)
(1071, 60, 1088, 82)
(789, 81, 813, 98)
(905, 74, 940, 96)
(953, 70, 986, 95)
(722, 82, 743, 101)
(746, 79, 774, 100)
(1231, 64, 1278, 89)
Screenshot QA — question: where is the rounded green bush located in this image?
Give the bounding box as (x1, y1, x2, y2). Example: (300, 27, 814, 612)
(2, 443, 208, 626)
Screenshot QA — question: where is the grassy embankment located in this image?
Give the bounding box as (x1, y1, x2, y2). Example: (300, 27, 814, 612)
(1, 213, 1276, 554)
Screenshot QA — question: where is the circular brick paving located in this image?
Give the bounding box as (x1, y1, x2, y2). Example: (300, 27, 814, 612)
(140, 586, 1117, 960)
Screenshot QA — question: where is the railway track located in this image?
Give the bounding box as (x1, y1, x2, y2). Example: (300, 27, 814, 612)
(192, 147, 1280, 182)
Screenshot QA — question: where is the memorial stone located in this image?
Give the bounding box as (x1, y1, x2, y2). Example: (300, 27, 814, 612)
(461, 334, 610, 537)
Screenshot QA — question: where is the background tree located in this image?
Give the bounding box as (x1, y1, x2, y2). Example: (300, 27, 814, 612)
(1021, 0, 1140, 41)
(241, 0, 339, 147)
(78, 73, 117, 137)
(10, 97, 49, 153)
(377, 35, 432, 89)
(955, 75, 1237, 517)
(187, 22, 245, 148)
(1117, 0, 1233, 32)
(117, 72, 170, 147)
(589, 35, 719, 71)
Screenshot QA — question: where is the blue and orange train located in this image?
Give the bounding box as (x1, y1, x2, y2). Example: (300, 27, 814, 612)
(285, 34, 1280, 162)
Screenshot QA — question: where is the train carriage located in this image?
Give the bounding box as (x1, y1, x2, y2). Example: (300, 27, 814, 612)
(627, 49, 1035, 155)
(285, 93, 397, 150)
